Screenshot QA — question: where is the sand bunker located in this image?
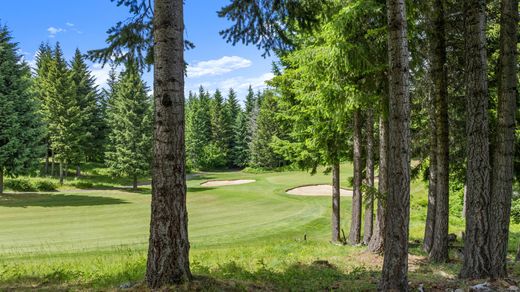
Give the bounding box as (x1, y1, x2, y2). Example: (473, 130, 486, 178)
(286, 184, 353, 196)
(201, 179, 256, 187)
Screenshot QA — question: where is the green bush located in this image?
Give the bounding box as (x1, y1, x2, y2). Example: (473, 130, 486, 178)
(5, 178, 36, 192)
(34, 179, 58, 191)
(511, 198, 520, 224)
(71, 181, 94, 189)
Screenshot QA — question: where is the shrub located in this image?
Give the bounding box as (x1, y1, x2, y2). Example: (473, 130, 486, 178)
(511, 198, 520, 224)
(71, 181, 94, 189)
(5, 178, 36, 192)
(34, 179, 58, 191)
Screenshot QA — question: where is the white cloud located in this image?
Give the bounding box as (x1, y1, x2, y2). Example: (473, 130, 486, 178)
(47, 26, 65, 37)
(187, 56, 252, 78)
(66, 22, 75, 27)
(218, 72, 274, 91)
(185, 72, 274, 102)
(91, 63, 121, 89)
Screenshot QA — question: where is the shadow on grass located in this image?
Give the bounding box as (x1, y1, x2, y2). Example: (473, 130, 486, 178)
(188, 186, 217, 193)
(0, 193, 128, 208)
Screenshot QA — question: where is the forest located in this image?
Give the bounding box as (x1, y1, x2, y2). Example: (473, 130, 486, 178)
(0, 0, 519, 291)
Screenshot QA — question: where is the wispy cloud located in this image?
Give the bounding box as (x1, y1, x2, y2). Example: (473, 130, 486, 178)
(187, 56, 252, 78)
(47, 26, 65, 38)
(47, 23, 82, 37)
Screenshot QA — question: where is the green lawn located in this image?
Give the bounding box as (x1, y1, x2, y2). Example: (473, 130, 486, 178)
(0, 164, 519, 290)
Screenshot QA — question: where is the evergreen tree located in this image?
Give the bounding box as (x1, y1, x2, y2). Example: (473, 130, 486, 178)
(33, 43, 53, 175)
(232, 110, 250, 167)
(209, 89, 228, 165)
(44, 43, 82, 184)
(188, 87, 213, 169)
(249, 91, 288, 169)
(69, 49, 100, 171)
(0, 25, 44, 193)
(224, 88, 240, 166)
(105, 62, 152, 189)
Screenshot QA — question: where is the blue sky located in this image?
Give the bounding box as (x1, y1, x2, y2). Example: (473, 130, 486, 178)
(1, 0, 275, 101)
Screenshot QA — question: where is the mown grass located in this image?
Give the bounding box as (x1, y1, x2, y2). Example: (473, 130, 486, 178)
(0, 163, 519, 291)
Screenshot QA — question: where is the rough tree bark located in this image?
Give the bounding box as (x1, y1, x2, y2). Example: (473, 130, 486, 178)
(460, 0, 491, 279)
(332, 162, 341, 243)
(381, 0, 411, 290)
(368, 114, 388, 253)
(429, 0, 450, 263)
(349, 109, 362, 245)
(146, 0, 192, 287)
(363, 110, 375, 245)
(424, 89, 437, 254)
(489, 0, 518, 279)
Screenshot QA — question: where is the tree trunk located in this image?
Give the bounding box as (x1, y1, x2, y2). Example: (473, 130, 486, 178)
(332, 162, 341, 243)
(363, 110, 375, 245)
(460, 0, 491, 279)
(59, 162, 64, 185)
(44, 144, 49, 176)
(133, 174, 138, 191)
(349, 109, 362, 245)
(76, 165, 81, 178)
(489, 0, 518, 279)
(0, 168, 4, 194)
(381, 0, 411, 290)
(368, 114, 388, 253)
(424, 89, 437, 253)
(146, 0, 192, 288)
(429, 0, 450, 263)
(51, 150, 55, 177)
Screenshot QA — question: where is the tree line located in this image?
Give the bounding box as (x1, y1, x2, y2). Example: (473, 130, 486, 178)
(0, 28, 290, 192)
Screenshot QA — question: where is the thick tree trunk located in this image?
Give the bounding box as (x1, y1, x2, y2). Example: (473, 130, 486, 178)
(76, 165, 81, 178)
(0, 168, 3, 194)
(363, 110, 375, 245)
(146, 0, 192, 287)
(332, 162, 341, 243)
(368, 114, 388, 253)
(349, 109, 362, 245)
(489, 0, 518, 279)
(460, 0, 491, 279)
(59, 162, 64, 185)
(381, 0, 411, 290)
(429, 0, 450, 263)
(424, 90, 437, 253)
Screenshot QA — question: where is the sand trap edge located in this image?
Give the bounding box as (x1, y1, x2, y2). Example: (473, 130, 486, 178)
(286, 184, 353, 197)
(200, 179, 256, 187)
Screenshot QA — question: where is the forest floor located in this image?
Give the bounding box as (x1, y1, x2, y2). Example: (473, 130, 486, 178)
(0, 163, 519, 291)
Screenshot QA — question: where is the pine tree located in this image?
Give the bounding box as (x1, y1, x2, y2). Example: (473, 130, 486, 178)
(44, 43, 82, 184)
(209, 89, 228, 166)
(249, 91, 288, 168)
(0, 25, 44, 193)
(232, 110, 250, 167)
(69, 48, 100, 172)
(33, 43, 53, 175)
(188, 87, 213, 169)
(105, 62, 152, 189)
(224, 88, 240, 167)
